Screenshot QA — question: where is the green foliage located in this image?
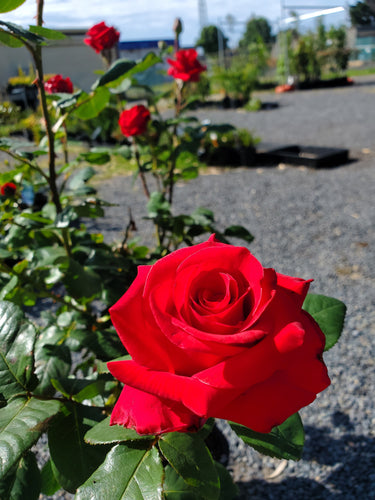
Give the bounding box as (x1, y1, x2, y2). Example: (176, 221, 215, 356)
(302, 294, 346, 351)
(277, 21, 351, 83)
(0, 451, 41, 500)
(196, 25, 228, 54)
(159, 432, 220, 500)
(349, 1, 375, 25)
(0, 0, 26, 14)
(76, 443, 164, 500)
(29, 25, 66, 40)
(231, 413, 305, 461)
(0, 301, 38, 399)
(0, 101, 22, 126)
(84, 416, 153, 444)
(213, 62, 257, 103)
(47, 405, 109, 492)
(0, 396, 61, 478)
(239, 16, 273, 48)
(293, 35, 321, 81)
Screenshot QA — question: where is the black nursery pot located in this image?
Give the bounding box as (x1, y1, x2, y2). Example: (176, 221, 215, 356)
(7, 84, 39, 110)
(202, 145, 256, 167)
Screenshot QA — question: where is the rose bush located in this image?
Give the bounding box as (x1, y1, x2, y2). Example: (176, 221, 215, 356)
(167, 48, 207, 82)
(118, 104, 151, 137)
(84, 21, 120, 53)
(44, 74, 73, 94)
(108, 235, 330, 435)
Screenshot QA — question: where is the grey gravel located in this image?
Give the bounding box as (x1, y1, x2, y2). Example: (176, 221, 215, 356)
(37, 75, 375, 498)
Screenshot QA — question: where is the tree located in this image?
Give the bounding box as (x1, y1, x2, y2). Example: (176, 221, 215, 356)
(239, 16, 273, 48)
(349, 1, 375, 26)
(196, 25, 228, 54)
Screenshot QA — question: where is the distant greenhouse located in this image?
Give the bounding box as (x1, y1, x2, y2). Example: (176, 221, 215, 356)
(355, 25, 375, 61)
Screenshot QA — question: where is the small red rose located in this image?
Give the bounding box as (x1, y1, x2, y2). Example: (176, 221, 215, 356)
(108, 235, 330, 435)
(44, 75, 74, 94)
(1, 182, 17, 197)
(84, 22, 120, 54)
(118, 105, 151, 137)
(167, 49, 206, 82)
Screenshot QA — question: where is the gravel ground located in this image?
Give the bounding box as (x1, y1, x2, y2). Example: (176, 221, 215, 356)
(86, 76, 375, 499)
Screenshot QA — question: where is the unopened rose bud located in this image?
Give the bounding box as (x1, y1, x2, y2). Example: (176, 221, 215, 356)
(158, 40, 167, 51)
(173, 18, 183, 36)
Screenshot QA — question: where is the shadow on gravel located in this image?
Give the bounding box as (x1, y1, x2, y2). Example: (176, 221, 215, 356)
(237, 412, 375, 499)
(237, 477, 331, 499)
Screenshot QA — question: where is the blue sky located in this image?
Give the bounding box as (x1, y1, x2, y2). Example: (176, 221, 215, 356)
(2, 0, 349, 47)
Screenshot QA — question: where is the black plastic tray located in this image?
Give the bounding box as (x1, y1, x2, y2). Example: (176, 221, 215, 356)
(257, 144, 349, 168)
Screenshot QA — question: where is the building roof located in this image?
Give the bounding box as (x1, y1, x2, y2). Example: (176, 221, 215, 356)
(118, 40, 174, 50)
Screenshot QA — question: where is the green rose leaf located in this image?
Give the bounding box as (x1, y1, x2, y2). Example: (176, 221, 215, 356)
(0, 276, 18, 302)
(0, 29, 24, 47)
(75, 443, 163, 500)
(50, 377, 106, 403)
(80, 328, 124, 361)
(78, 151, 111, 165)
(40, 460, 60, 496)
(230, 412, 305, 461)
(224, 225, 255, 244)
(191, 207, 215, 226)
(73, 87, 111, 120)
(68, 166, 96, 190)
(92, 59, 136, 89)
(302, 293, 346, 351)
(0, 301, 37, 399)
(147, 192, 171, 218)
(0, 397, 61, 478)
(93, 52, 161, 89)
(0, 460, 17, 499)
(0, 21, 44, 44)
(215, 462, 239, 500)
(129, 52, 162, 75)
(33, 333, 71, 397)
(163, 465, 199, 499)
(159, 432, 220, 500)
(163, 461, 237, 500)
(0, 0, 26, 13)
(84, 416, 154, 445)
(6, 451, 41, 500)
(48, 405, 109, 493)
(29, 25, 66, 40)
(64, 258, 102, 300)
(179, 166, 199, 181)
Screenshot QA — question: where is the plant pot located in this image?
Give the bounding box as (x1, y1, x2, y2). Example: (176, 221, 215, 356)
(7, 84, 39, 110)
(257, 144, 349, 168)
(201, 145, 256, 167)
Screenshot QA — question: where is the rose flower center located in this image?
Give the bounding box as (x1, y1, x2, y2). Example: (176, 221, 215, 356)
(186, 270, 252, 331)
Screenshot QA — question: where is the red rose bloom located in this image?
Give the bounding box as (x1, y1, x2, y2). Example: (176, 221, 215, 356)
(118, 105, 151, 137)
(84, 21, 120, 53)
(44, 75, 73, 94)
(1, 182, 17, 197)
(108, 235, 330, 435)
(167, 49, 206, 82)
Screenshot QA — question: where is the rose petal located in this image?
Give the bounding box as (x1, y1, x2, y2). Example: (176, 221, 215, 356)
(276, 273, 312, 308)
(214, 371, 320, 433)
(110, 385, 204, 435)
(273, 322, 305, 353)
